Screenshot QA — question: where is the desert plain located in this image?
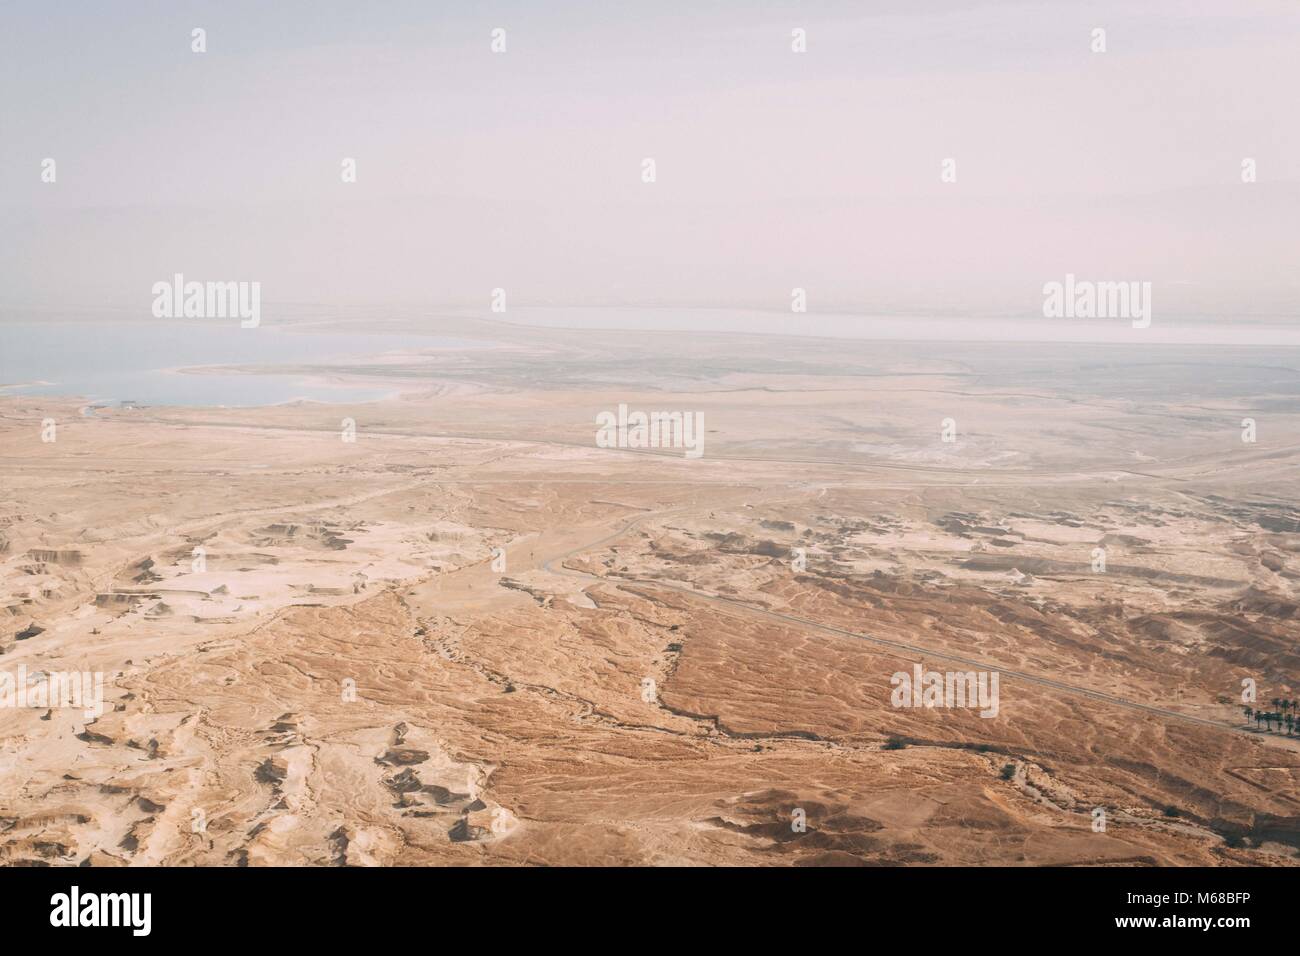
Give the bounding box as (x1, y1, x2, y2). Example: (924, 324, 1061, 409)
(1, 312, 1298, 866)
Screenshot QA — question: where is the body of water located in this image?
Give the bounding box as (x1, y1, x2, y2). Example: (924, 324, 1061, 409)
(489, 307, 1300, 346)
(0, 320, 473, 406)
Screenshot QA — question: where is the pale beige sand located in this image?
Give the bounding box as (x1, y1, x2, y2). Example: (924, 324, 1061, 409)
(2, 324, 1298, 865)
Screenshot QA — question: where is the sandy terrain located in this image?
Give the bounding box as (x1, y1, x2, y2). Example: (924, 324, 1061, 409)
(2, 317, 1298, 866)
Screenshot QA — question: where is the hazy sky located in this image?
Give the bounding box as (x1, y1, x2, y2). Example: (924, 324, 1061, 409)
(2, 0, 1297, 319)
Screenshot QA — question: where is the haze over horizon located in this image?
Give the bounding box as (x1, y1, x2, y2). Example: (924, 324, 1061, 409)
(2, 0, 1298, 323)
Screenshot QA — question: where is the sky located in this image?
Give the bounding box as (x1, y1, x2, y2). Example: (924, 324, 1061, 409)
(1, 0, 1297, 322)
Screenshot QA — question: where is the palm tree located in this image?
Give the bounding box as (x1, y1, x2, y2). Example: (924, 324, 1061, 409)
(1286, 714, 1295, 736)
(1244, 706, 1254, 724)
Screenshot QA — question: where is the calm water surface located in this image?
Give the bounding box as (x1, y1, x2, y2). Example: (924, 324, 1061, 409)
(0, 320, 474, 406)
